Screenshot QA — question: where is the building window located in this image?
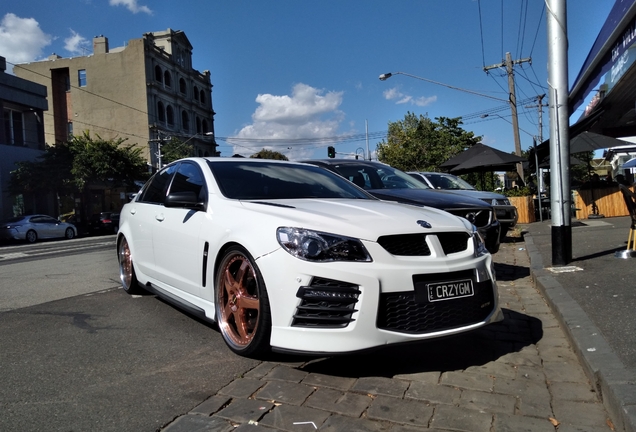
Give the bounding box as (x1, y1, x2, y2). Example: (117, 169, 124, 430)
(200, 90, 205, 104)
(155, 65, 162, 83)
(164, 71, 172, 88)
(68, 122, 74, 138)
(78, 69, 87, 87)
(166, 105, 174, 127)
(202, 120, 209, 133)
(181, 110, 189, 133)
(179, 78, 187, 95)
(3, 109, 25, 146)
(194, 86, 199, 101)
(196, 117, 201, 134)
(157, 101, 165, 123)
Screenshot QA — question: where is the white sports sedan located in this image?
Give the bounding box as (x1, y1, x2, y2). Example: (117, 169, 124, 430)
(117, 158, 503, 357)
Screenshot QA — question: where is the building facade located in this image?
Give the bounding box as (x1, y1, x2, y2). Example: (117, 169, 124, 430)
(14, 29, 218, 167)
(0, 56, 50, 219)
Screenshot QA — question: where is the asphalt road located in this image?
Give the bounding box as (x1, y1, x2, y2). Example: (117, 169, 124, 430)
(0, 236, 260, 431)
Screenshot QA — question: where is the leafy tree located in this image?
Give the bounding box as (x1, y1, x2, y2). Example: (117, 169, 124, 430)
(161, 137, 194, 165)
(69, 131, 148, 189)
(9, 131, 148, 218)
(376, 113, 481, 172)
(250, 149, 289, 160)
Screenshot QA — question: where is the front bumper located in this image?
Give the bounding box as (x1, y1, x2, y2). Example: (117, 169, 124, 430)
(494, 205, 518, 228)
(257, 241, 503, 354)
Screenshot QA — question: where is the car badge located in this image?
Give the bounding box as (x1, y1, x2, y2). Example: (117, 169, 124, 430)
(417, 220, 432, 229)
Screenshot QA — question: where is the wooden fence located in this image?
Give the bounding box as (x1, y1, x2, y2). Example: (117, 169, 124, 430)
(509, 196, 535, 224)
(573, 186, 633, 219)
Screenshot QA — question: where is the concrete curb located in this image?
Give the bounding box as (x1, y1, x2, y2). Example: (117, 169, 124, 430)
(524, 232, 636, 432)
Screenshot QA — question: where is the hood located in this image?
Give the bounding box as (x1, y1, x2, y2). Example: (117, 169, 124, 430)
(441, 190, 507, 201)
(367, 189, 492, 210)
(237, 198, 468, 241)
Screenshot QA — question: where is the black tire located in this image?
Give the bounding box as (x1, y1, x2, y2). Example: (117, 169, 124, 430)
(26, 230, 37, 244)
(65, 227, 75, 239)
(215, 246, 271, 357)
(118, 236, 144, 294)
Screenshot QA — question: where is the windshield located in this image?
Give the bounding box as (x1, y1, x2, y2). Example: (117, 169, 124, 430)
(331, 164, 431, 190)
(425, 173, 475, 190)
(208, 161, 375, 200)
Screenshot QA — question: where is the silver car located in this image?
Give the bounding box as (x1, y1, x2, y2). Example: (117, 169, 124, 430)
(0, 214, 77, 243)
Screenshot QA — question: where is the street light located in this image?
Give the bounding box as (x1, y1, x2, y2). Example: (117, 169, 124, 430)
(379, 71, 508, 102)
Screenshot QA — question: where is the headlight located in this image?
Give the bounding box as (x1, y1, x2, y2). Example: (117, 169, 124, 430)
(472, 226, 488, 257)
(277, 227, 372, 262)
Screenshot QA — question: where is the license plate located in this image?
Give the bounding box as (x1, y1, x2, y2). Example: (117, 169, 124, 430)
(427, 279, 474, 302)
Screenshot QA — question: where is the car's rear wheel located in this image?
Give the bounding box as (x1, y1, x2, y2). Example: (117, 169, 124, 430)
(215, 246, 271, 357)
(26, 230, 37, 243)
(118, 236, 143, 294)
(65, 227, 75, 239)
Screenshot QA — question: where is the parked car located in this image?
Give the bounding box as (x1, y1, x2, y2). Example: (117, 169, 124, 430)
(117, 158, 503, 357)
(88, 212, 120, 234)
(0, 214, 77, 243)
(303, 159, 501, 254)
(408, 171, 518, 238)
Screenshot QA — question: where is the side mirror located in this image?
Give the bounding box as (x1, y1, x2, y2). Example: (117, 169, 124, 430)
(165, 191, 204, 210)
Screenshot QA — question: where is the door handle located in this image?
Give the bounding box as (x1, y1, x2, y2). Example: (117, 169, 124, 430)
(155, 214, 165, 222)
(129, 208, 136, 215)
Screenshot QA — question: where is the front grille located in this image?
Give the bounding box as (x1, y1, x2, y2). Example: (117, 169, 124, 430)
(437, 232, 469, 254)
(377, 271, 495, 334)
(292, 277, 360, 328)
(377, 234, 430, 256)
(446, 208, 492, 228)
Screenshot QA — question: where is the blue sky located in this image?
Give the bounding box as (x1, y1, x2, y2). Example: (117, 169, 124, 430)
(0, 0, 615, 160)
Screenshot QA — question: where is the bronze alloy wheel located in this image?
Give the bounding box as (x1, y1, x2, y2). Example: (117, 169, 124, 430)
(118, 237, 141, 294)
(216, 246, 270, 356)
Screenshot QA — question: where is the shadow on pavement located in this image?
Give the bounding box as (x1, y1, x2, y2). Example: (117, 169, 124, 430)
(275, 309, 543, 378)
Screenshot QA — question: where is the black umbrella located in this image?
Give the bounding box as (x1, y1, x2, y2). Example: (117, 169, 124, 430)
(442, 143, 526, 175)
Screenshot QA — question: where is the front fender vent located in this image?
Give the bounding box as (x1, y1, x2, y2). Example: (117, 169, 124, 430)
(292, 277, 360, 328)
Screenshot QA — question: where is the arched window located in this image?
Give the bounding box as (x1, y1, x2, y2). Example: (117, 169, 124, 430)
(196, 117, 201, 134)
(154, 65, 162, 83)
(194, 86, 199, 101)
(200, 90, 205, 104)
(202, 120, 209, 133)
(166, 105, 174, 126)
(179, 78, 186, 95)
(157, 101, 165, 123)
(181, 110, 189, 132)
(164, 71, 172, 88)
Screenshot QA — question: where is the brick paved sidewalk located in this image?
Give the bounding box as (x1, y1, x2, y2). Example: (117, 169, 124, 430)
(161, 239, 615, 432)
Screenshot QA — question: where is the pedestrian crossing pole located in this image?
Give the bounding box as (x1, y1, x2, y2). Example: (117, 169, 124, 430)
(547, 0, 572, 265)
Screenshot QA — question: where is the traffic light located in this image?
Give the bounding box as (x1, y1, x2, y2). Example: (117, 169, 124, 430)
(327, 146, 335, 158)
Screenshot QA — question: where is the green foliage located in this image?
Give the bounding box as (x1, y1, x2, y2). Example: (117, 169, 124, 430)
(250, 149, 289, 160)
(10, 131, 148, 194)
(376, 113, 481, 172)
(161, 137, 194, 165)
(69, 131, 148, 189)
(502, 186, 532, 197)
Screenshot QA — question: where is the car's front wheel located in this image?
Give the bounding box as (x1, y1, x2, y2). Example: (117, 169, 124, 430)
(215, 246, 271, 357)
(118, 236, 144, 294)
(26, 230, 37, 243)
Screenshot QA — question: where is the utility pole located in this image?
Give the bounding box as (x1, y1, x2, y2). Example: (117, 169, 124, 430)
(484, 53, 532, 183)
(148, 131, 168, 170)
(526, 94, 548, 193)
(547, 0, 572, 266)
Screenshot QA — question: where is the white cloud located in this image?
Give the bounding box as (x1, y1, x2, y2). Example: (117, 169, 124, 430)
(383, 87, 437, 107)
(109, 0, 152, 14)
(64, 29, 89, 56)
(0, 13, 52, 68)
(234, 83, 345, 159)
